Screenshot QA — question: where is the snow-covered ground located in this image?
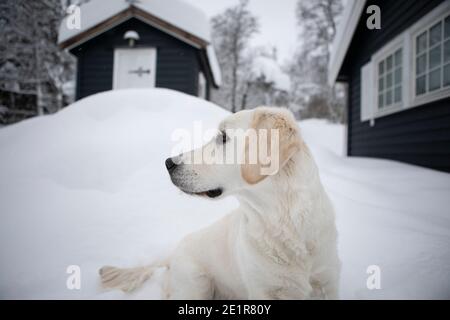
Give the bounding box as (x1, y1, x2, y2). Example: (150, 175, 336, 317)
(0, 89, 449, 299)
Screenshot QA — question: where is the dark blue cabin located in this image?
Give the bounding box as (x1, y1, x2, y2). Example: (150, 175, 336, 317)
(58, 0, 221, 101)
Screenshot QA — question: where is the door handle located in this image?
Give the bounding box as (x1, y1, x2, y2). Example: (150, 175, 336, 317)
(129, 67, 151, 77)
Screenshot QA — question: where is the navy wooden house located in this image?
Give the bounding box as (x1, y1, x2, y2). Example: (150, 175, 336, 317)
(58, 0, 221, 101)
(329, 0, 450, 172)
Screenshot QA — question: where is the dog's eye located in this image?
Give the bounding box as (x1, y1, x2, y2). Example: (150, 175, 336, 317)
(216, 131, 228, 145)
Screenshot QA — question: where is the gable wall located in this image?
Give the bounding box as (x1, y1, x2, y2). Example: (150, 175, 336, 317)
(71, 18, 209, 100)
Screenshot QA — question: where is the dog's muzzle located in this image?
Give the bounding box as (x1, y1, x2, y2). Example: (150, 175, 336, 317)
(165, 157, 223, 199)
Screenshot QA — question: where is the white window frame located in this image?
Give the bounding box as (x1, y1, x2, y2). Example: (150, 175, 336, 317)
(410, 3, 450, 107)
(372, 35, 407, 117)
(361, 1, 450, 124)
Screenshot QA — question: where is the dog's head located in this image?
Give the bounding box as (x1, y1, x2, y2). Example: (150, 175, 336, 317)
(165, 107, 301, 199)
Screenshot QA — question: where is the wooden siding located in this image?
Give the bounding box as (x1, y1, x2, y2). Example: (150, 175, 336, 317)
(341, 0, 450, 172)
(71, 18, 212, 100)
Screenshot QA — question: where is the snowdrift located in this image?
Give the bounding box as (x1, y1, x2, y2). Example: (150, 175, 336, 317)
(0, 89, 449, 299)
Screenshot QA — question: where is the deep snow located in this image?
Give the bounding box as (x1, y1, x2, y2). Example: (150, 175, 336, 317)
(0, 89, 449, 299)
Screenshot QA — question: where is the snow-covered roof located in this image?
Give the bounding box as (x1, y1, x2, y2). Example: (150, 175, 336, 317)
(58, 0, 221, 86)
(59, 0, 211, 44)
(251, 57, 291, 92)
(328, 0, 366, 85)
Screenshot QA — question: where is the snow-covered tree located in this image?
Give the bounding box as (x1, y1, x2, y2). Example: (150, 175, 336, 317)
(0, 0, 75, 124)
(62, 0, 91, 10)
(242, 49, 291, 110)
(210, 0, 259, 113)
(288, 0, 345, 122)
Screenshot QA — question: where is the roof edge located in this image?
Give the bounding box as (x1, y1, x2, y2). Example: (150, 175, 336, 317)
(59, 8, 132, 50)
(328, 0, 367, 86)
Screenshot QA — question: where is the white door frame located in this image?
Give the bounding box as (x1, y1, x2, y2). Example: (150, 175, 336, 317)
(113, 47, 157, 90)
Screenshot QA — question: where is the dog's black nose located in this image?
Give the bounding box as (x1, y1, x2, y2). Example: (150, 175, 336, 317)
(165, 157, 177, 172)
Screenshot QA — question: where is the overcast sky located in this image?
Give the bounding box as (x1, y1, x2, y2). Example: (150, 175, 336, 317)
(185, 0, 299, 64)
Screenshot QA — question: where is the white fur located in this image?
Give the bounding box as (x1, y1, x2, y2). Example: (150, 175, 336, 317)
(100, 107, 340, 300)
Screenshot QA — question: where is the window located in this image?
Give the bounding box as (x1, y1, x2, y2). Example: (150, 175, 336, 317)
(360, 2, 450, 124)
(377, 48, 403, 109)
(414, 14, 450, 97)
(364, 38, 406, 121)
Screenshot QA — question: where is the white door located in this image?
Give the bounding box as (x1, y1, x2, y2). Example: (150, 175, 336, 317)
(113, 48, 157, 89)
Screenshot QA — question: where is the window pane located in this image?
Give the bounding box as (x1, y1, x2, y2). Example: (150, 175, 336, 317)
(416, 54, 427, 75)
(445, 40, 450, 63)
(444, 64, 450, 87)
(379, 61, 385, 75)
(378, 94, 384, 108)
(429, 45, 442, 69)
(395, 49, 402, 66)
(416, 75, 426, 95)
(386, 72, 393, 88)
(445, 15, 450, 39)
(379, 76, 384, 92)
(394, 86, 402, 103)
(386, 89, 393, 106)
(428, 69, 441, 91)
(417, 31, 427, 54)
(430, 22, 442, 46)
(386, 55, 393, 71)
(395, 68, 402, 84)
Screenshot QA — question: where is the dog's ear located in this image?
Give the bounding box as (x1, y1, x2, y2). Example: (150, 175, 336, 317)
(241, 108, 301, 185)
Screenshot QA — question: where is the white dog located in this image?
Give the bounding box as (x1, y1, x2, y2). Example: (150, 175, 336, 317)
(99, 107, 340, 299)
